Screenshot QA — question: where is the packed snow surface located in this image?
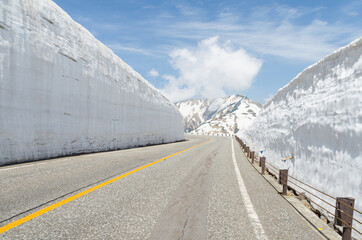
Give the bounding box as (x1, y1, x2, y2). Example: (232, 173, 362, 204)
(176, 95, 261, 135)
(0, 0, 184, 165)
(239, 37, 362, 232)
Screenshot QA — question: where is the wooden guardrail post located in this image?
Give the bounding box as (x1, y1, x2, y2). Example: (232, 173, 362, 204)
(260, 157, 265, 175)
(250, 151, 254, 164)
(335, 197, 355, 240)
(279, 169, 288, 195)
(246, 147, 250, 157)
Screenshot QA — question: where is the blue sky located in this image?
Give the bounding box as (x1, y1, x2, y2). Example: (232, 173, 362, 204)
(53, 0, 361, 104)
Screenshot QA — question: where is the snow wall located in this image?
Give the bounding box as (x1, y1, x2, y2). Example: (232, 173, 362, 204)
(239, 37, 362, 229)
(0, 0, 185, 166)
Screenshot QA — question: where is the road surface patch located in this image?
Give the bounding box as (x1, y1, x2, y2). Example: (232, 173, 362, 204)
(0, 138, 211, 235)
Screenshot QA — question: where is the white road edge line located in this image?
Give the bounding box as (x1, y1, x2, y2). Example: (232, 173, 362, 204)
(231, 138, 268, 240)
(0, 151, 119, 172)
(0, 162, 48, 171)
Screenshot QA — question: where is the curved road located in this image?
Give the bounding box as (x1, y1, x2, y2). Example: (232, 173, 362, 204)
(0, 136, 324, 239)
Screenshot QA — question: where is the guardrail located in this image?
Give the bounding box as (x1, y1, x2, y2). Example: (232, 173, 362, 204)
(235, 136, 361, 240)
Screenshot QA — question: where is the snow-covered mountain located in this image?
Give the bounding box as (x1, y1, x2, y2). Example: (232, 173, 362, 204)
(0, 0, 184, 165)
(239, 37, 362, 234)
(176, 95, 261, 135)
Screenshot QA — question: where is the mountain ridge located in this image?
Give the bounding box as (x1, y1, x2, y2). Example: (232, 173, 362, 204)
(176, 95, 261, 135)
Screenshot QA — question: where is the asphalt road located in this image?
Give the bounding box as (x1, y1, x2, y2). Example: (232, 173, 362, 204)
(0, 135, 324, 239)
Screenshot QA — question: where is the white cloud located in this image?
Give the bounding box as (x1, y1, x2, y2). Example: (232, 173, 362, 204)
(107, 43, 153, 56)
(153, 18, 360, 62)
(160, 36, 262, 102)
(149, 68, 159, 77)
(75, 4, 361, 63)
(146, 5, 360, 62)
(342, 1, 361, 16)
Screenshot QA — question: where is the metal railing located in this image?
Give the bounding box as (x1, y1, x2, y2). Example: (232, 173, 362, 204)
(235, 136, 361, 240)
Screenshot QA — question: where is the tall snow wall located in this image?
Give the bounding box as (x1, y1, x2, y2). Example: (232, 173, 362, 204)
(0, 0, 185, 166)
(239, 38, 362, 225)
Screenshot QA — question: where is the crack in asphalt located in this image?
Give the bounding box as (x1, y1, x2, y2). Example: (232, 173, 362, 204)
(180, 205, 191, 240)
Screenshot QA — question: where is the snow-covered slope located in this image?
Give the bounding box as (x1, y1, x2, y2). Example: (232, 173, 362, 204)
(0, 0, 184, 165)
(176, 95, 261, 135)
(239, 37, 362, 229)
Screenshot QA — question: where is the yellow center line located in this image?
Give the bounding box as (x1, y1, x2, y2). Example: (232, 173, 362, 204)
(0, 137, 212, 235)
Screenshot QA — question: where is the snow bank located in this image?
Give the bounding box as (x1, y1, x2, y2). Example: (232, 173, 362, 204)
(240, 37, 362, 230)
(0, 0, 184, 165)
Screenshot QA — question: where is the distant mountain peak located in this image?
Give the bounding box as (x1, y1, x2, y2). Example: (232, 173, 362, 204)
(176, 95, 261, 134)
